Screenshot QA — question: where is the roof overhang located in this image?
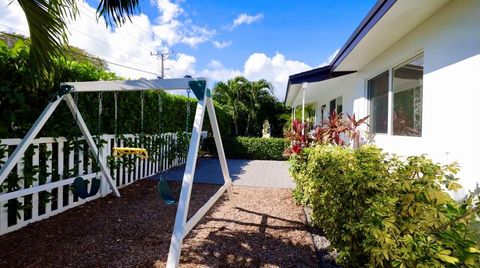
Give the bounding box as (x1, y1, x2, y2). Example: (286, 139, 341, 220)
(285, 0, 451, 104)
(285, 66, 355, 105)
(287, 73, 356, 107)
(331, 0, 450, 71)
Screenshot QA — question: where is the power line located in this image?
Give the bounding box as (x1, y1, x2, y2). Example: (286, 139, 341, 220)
(69, 26, 152, 63)
(151, 49, 175, 78)
(67, 50, 159, 76)
(0, 29, 160, 77)
(76, 5, 155, 54)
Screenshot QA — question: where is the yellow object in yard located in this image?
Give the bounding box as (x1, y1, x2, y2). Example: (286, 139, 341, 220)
(112, 147, 149, 159)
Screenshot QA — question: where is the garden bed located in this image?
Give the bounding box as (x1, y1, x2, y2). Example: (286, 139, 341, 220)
(0, 180, 317, 267)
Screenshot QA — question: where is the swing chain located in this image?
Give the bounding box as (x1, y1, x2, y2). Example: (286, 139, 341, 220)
(114, 91, 118, 146)
(140, 91, 145, 144)
(73, 92, 79, 150)
(72, 92, 80, 175)
(186, 89, 191, 133)
(158, 91, 162, 133)
(96, 92, 103, 175)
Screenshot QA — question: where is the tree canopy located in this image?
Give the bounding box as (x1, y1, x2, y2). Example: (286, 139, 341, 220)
(213, 76, 289, 137)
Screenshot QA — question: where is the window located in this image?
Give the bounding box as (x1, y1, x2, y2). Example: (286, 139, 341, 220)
(368, 72, 389, 134)
(329, 96, 343, 114)
(320, 105, 326, 124)
(392, 56, 423, 136)
(367, 54, 423, 136)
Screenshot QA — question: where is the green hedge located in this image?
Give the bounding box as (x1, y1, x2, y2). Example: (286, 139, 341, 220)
(203, 136, 288, 160)
(290, 145, 480, 267)
(0, 39, 232, 138)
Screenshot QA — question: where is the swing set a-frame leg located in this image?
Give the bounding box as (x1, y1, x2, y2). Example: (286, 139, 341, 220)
(64, 94, 120, 197)
(166, 90, 233, 268)
(0, 96, 64, 186)
(0, 93, 120, 197)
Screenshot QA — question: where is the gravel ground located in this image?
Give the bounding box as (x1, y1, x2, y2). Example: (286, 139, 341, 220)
(0, 180, 317, 267)
(303, 208, 340, 268)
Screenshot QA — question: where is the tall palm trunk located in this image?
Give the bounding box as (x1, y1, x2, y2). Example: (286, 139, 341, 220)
(244, 114, 251, 136)
(234, 118, 239, 136)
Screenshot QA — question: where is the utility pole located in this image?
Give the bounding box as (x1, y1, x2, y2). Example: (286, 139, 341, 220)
(151, 49, 174, 78)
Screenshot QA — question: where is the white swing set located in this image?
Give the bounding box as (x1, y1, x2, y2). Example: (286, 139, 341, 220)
(0, 77, 233, 268)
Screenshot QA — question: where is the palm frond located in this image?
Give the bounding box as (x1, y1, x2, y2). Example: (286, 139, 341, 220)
(18, 0, 78, 86)
(96, 0, 140, 26)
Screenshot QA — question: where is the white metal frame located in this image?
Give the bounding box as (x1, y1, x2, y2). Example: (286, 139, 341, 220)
(0, 77, 232, 267)
(166, 88, 233, 268)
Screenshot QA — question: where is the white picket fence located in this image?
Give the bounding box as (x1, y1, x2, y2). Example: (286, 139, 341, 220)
(0, 132, 205, 235)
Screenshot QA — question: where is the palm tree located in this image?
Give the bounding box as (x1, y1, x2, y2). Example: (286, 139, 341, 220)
(16, 0, 140, 85)
(213, 76, 248, 136)
(243, 79, 272, 136)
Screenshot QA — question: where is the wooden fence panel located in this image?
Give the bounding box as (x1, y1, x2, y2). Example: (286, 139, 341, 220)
(0, 132, 196, 235)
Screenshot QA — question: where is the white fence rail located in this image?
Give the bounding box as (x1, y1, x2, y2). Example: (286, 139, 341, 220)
(0, 132, 205, 235)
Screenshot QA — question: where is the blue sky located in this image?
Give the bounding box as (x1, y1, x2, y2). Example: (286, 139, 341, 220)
(1, 0, 376, 99)
(122, 0, 376, 71)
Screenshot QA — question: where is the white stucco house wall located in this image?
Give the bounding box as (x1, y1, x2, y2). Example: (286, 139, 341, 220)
(285, 0, 480, 197)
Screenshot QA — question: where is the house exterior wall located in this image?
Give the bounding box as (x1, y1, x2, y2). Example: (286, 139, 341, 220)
(306, 0, 480, 196)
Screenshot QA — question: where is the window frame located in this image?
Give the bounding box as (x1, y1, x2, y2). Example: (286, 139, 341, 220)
(366, 52, 424, 137)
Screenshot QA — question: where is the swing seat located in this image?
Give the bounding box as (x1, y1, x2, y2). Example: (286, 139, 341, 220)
(112, 147, 148, 159)
(157, 178, 176, 205)
(73, 177, 101, 199)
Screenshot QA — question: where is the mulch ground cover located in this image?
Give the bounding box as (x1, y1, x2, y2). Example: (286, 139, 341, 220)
(0, 180, 318, 267)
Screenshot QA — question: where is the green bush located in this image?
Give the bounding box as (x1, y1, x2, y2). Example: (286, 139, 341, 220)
(203, 136, 288, 160)
(291, 145, 480, 267)
(0, 39, 232, 138)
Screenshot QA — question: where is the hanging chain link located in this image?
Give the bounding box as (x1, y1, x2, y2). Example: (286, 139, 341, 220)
(96, 92, 103, 175)
(114, 91, 118, 146)
(158, 91, 162, 133)
(73, 92, 79, 136)
(186, 89, 191, 133)
(140, 91, 145, 145)
(73, 91, 80, 175)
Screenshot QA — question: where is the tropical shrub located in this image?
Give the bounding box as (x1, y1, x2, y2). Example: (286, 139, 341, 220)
(291, 145, 480, 267)
(284, 111, 370, 156)
(203, 136, 288, 160)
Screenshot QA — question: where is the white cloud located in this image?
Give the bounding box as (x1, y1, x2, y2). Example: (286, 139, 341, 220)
(0, 1, 311, 100)
(198, 53, 311, 101)
(0, 0, 206, 79)
(0, 1, 28, 34)
(207, 60, 223, 69)
(318, 49, 340, 67)
(244, 53, 311, 99)
(155, 0, 184, 23)
(164, 53, 197, 78)
(151, 0, 215, 48)
(231, 13, 263, 29)
(212, 40, 232, 49)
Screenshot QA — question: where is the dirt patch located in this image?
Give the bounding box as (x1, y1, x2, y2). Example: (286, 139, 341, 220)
(0, 180, 317, 267)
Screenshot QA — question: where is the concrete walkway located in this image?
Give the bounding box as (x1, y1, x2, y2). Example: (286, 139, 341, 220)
(156, 159, 294, 189)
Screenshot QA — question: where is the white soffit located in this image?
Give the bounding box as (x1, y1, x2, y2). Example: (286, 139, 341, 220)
(289, 74, 354, 107)
(335, 0, 450, 71)
(285, 83, 302, 106)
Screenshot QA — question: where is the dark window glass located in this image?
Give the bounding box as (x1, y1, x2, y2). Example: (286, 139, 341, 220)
(368, 72, 389, 134)
(329, 99, 336, 114)
(392, 56, 423, 136)
(336, 96, 343, 114)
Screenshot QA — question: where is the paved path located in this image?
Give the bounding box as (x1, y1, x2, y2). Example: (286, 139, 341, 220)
(155, 159, 294, 189)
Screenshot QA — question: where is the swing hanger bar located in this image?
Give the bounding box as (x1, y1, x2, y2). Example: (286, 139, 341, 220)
(59, 77, 205, 93)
